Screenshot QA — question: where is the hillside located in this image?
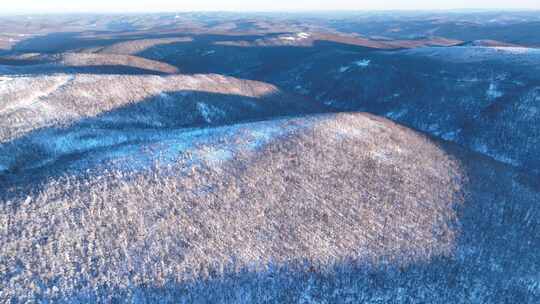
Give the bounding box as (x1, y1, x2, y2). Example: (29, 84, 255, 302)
(266, 46, 540, 174)
(1, 112, 538, 302)
(0, 52, 180, 75)
(0, 73, 319, 142)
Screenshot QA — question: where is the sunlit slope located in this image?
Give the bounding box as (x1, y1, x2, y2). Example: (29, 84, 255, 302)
(0, 73, 319, 142)
(1, 112, 538, 302)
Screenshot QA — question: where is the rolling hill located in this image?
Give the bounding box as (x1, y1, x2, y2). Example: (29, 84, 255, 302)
(1, 112, 538, 302)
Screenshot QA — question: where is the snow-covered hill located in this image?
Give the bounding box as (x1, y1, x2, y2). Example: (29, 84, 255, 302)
(272, 46, 540, 174)
(1, 112, 538, 302)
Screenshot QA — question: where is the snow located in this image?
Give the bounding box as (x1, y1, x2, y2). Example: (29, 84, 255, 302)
(486, 83, 503, 99)
(297, 32, 311, 39)
(158, 92, 172, 100)
(491, 47, 536, 54)
(525, 106, 538, 118)
(402, 46, 540, 65)
(50, 129, 129, 155)
(474, 142, 490, 155)
(293, 85, 309, 95)
(333, 122, 376, 140)
(202, 50, 216, 56)
(323, 99, 337, 106)
(441, 130, 459, 141)
(246, 124, 297, 149)
(196, 102, 225, 123)
(521, 275, 540, 293)
(371, 150, 393, 163)
(1, 116, 318, 174)
(79, 119, 312, 171)
(354, 59, 371, 67)
(0, 75, 73, 114)
(280, 36, 297, 41)
(386, 109, 408, 120)
(1, 33, 32, 37)
(473, 142, 519, 166)
(338, 59, 371, 73)
(279, 32, 311, 42)
(428, 123, 440, 133)
(200, 148, 233, 163)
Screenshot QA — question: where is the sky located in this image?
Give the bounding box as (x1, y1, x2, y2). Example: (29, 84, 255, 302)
(2, 0, 540, 14)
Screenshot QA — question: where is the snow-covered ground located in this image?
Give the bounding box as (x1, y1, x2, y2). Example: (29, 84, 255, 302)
(0, 75, 73, 114)
(196, 102, 226, 123)
(400, 46, 540, 65)
(338, 59, 371, 73)
(354, 59, 371, 67)
(0, 108, 319, 174)
(0, 73, 286, 143)
(279, 32, 311, 42)
(201, 50, 216, 56)
(486, 82, 503, 100)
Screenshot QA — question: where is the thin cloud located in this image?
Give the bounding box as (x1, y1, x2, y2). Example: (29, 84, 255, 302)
(2, 0, 540, 14)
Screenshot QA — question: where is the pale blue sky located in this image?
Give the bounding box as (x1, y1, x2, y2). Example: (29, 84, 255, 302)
(3, 0, 540, 14)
